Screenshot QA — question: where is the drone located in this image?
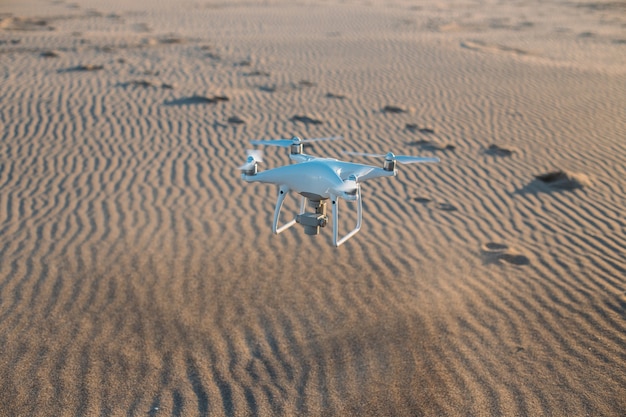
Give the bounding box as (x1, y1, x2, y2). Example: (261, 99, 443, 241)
(239, 136, 439, 247)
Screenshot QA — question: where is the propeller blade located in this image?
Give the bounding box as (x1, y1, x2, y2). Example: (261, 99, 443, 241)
(333, 180, 359, 198)
(238, 161, 256, 171)
(251, 136, 342, 147)
(238, 149, 263, 170)
(246, 149, 264, 163)
(335, 173, 360, 195)
(395, 155, 440, 164)
(343, 151, 439, 164)
(343, 151, 385, 158)
(303, 135, 343, 143)
(250, 139, 293, 147)
(336, 179, 358, 192)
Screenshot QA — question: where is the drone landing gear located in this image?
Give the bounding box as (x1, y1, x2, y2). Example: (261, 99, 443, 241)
(271, 185, 362, 247)
(272, 185, 305, 234)
(331, 191, 362, 247)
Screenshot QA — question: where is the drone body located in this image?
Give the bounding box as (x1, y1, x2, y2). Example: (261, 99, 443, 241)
(240, 136, 438, 246)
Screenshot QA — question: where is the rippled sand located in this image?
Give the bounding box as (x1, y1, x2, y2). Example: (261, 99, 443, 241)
(1, 0, 625, 415)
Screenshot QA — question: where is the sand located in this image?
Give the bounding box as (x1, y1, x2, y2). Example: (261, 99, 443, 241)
(1, 0, 625, 415)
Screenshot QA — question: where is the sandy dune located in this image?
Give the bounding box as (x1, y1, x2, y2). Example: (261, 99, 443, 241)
(1, 0, 625, 415)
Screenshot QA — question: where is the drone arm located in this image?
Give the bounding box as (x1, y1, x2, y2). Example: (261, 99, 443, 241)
(356, 167, 397, 183)
(332, 189, 363, 247)
(289, 153, 315, 163)
(272, 185, 306, 234)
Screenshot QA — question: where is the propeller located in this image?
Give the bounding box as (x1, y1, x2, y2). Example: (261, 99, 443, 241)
(343, 151, 440, 164)
(336, 174, 359, 195)
(250, 135, 343, 147)
(238, 149, 264, 171)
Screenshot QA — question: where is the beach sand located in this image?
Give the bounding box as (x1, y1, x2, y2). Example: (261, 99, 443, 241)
(1, 0, 625, 415)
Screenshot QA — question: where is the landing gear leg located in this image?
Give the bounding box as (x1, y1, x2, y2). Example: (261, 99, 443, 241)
(272, 185, 306, 234)
(332, 187, 362, 247)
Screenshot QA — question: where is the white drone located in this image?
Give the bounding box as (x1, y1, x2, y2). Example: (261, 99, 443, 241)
(239, 136, 439, 246)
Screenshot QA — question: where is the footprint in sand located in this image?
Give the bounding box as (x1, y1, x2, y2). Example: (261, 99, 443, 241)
(258, 85, 276, 93)
(461, 40, 532, 57)
(40, 50, 60, 58)
(436, 202, 457, 211)
(159, 36, 185, 45)
(121, 80, 154, 88)
(406, 125, 455, 151)
(405, 124, 435, 134)
(516, 170, 592, 194)
(244, 70, 270, 77)
(484, 144, 515, 157)
(204, 52, 221, 60)
(119, 80, 174, 89)
(382, 105, 407, 114)
(413, 197, 432, 204)
(483, 242, 509, 251)
(286, 80, 317, 91)
(58, 64, 104, 72)
(325, 92, 346, 99)
(409, 139, 456, 152)
(290, 115, 322, 125)
(412, 198, 457, 212)
(227, 116, 245, 125)
(132, 23, 151, 33)
(1, 16, 55, 31)
(164, 95, 228, 106)
(481, 242, 530, 266)
(534, 171, 590, 191)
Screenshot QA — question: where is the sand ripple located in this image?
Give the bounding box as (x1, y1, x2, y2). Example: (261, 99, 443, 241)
(1, 1, 625, 416)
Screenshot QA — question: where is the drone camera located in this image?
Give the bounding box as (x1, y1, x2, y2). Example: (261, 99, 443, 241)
(295, 199, 328, 235)
(296, 213, 328, 235)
